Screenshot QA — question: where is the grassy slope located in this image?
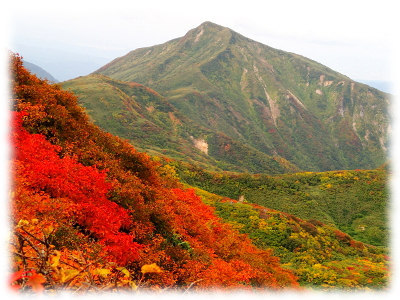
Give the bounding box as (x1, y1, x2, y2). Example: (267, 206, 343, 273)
(62, 74, 299, 174)
(172, 161, 388, 247)
(96, 21, 389, 172)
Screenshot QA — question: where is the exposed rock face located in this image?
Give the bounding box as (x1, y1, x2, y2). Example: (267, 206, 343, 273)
(191, 136, 209, 155)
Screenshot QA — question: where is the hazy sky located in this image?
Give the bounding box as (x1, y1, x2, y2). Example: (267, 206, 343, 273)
(5, 0, 397, 85)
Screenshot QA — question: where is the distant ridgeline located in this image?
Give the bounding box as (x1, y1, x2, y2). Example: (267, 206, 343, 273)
(22, 60, 58, 82)
(62, 21, 390, 174)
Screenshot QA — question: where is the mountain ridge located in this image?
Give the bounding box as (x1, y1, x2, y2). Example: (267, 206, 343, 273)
(88, 21, 389, 172)
(23, 60, 59, 82)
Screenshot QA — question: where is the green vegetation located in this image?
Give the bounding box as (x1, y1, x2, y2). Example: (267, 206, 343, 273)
(173, 161, 388, 247)
(62, 74, 298, 174)
(94, 21, 389, 172)
(193, 187, 389, 289)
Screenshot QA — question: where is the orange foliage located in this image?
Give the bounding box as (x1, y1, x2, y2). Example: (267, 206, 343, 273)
(10, 53, 298, 291)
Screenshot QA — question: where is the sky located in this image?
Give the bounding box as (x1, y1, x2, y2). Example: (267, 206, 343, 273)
(2, 0, 400, 298)
(4, 0, 397, 89)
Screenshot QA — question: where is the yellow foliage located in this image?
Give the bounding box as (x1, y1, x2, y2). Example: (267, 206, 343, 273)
(141, 263, 162, 274)
(116, 267, 137, 289)
(93, 268, 111, 277)
(258, 219, 268, 230)
(60, 269, 80, 283)
(228, 221, 245, 231)
(117, 267, 130, 278)
(299, 232, 307, 238)
(129, 281, 138, 290)
(43, 224, 55, 236)
(50, 250, 61, 268)
(17, 219, 29, 227)
(249, 215, 259, 222)
(313, 263, 328, 270)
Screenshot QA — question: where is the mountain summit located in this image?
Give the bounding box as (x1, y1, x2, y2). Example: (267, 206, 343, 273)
(89, 22, 389, 172)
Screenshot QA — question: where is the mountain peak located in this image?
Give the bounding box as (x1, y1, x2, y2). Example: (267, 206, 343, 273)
(94, 24, 389, 172)
(191, 22, 244, 45)
(199, 21, 225, 29)
(178, 21, 232, 47)
(192, 21, 229, 35)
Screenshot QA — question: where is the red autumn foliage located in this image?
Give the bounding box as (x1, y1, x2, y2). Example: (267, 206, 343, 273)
(163, 188, 298, 288)
(10, 270, 46, 292)
(350, 240, 365, 250)
(12, 111, 141, 264)
(10, 53, 298, 290)
(334, 229, 352, 245)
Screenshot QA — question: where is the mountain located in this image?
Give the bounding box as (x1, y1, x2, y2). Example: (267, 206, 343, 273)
(22, 60, 59, 82)
(93, 21, 389, 172)
(62, 74, 298, 174)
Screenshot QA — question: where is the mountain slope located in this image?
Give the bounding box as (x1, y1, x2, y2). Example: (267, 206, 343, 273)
(11, 53, 299, 290)
(96, 21, 389, 172)
(23, 60, 59, 82)
(172, 161, 388, 247)
(193, 187, 388, 289)
(62, 74, 299, 174)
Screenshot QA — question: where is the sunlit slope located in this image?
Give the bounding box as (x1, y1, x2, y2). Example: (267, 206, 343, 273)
(173, 161, 388, 247)
(63, 74, 299, 174)
(192, 187, 388, 289)
(96, 21, 389, 171)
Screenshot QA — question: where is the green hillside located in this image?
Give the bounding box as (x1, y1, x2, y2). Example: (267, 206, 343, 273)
(172, 161, 388, 247)
(62, 74, 298, 174)
(193, 187, 388, 289)
(95, 21, 389, 172)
